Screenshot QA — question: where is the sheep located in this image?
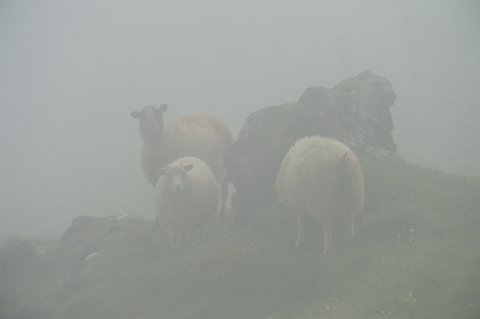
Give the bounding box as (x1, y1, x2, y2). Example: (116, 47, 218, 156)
(131, 104, 234, 217)
(274, 136, 365, 254)
(154, 156, 220, 245)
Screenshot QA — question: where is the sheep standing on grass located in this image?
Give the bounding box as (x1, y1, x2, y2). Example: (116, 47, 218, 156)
(154, 156, 220, 245)
(131, 104, 234, 217)
(275, 136, 365, 253)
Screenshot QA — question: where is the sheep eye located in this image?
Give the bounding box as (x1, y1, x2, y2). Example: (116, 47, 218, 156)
(184, 164, 194, 171)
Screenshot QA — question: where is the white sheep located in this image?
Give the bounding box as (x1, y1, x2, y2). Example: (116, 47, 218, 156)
(131, 104, 234, 217)
(275, 136, 365, 253)
(154, 156, 220, 245)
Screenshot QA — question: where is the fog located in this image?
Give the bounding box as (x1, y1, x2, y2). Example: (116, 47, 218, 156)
(1, 0, 479, 238)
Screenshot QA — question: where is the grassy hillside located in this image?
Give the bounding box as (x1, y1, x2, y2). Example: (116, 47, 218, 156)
(1, 154, 479, 319)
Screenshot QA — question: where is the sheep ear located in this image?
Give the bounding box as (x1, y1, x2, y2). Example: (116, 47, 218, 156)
(184, 164, 194, 172)
(130, 111, 141, 119)
(157, 104, 168, 113)
(156, 168, 167, 176)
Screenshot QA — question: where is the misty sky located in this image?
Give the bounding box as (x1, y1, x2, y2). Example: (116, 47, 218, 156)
(1, 0, 479, 237)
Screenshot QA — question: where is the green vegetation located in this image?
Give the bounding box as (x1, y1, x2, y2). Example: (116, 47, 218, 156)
(1, 154, 479, 319)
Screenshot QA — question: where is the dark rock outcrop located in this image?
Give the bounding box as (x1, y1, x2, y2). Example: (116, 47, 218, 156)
(225, 71, 397, 224)
(0, 239, 36, 273)
(58, 214, 165, 289)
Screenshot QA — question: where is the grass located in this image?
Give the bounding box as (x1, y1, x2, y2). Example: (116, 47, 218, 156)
(1, 153, 479, 319)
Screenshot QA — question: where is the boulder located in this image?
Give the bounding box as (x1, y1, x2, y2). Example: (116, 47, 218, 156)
(225, 71, 397, 224)
(0, 238, 36, 273)
(58, 214, 166, 290)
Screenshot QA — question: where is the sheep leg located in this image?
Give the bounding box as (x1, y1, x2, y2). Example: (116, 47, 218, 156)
(186, 228, 194, 245)
(168, 230, 176, 248)
(328, 215, 333, 251)
(179, 229, 186, 247)
(171, 230, 183, 250)
(152, 218, 160, 231)
(295, 213, 306, 248)
(199, 226, 206, 243)
(321, 213, 333, 254)
(350, 209, 356, 238)
(219, 180, 229, 219)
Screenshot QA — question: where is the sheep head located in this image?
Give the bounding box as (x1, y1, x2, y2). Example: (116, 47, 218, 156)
(131, 104, 168, 142)
(156, 162, 194, 193)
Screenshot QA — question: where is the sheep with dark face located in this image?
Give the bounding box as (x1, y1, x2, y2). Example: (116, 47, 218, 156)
(131, 104, 234, 217)
(275, 136, 365, 254)
(154, 156, 220, 244)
